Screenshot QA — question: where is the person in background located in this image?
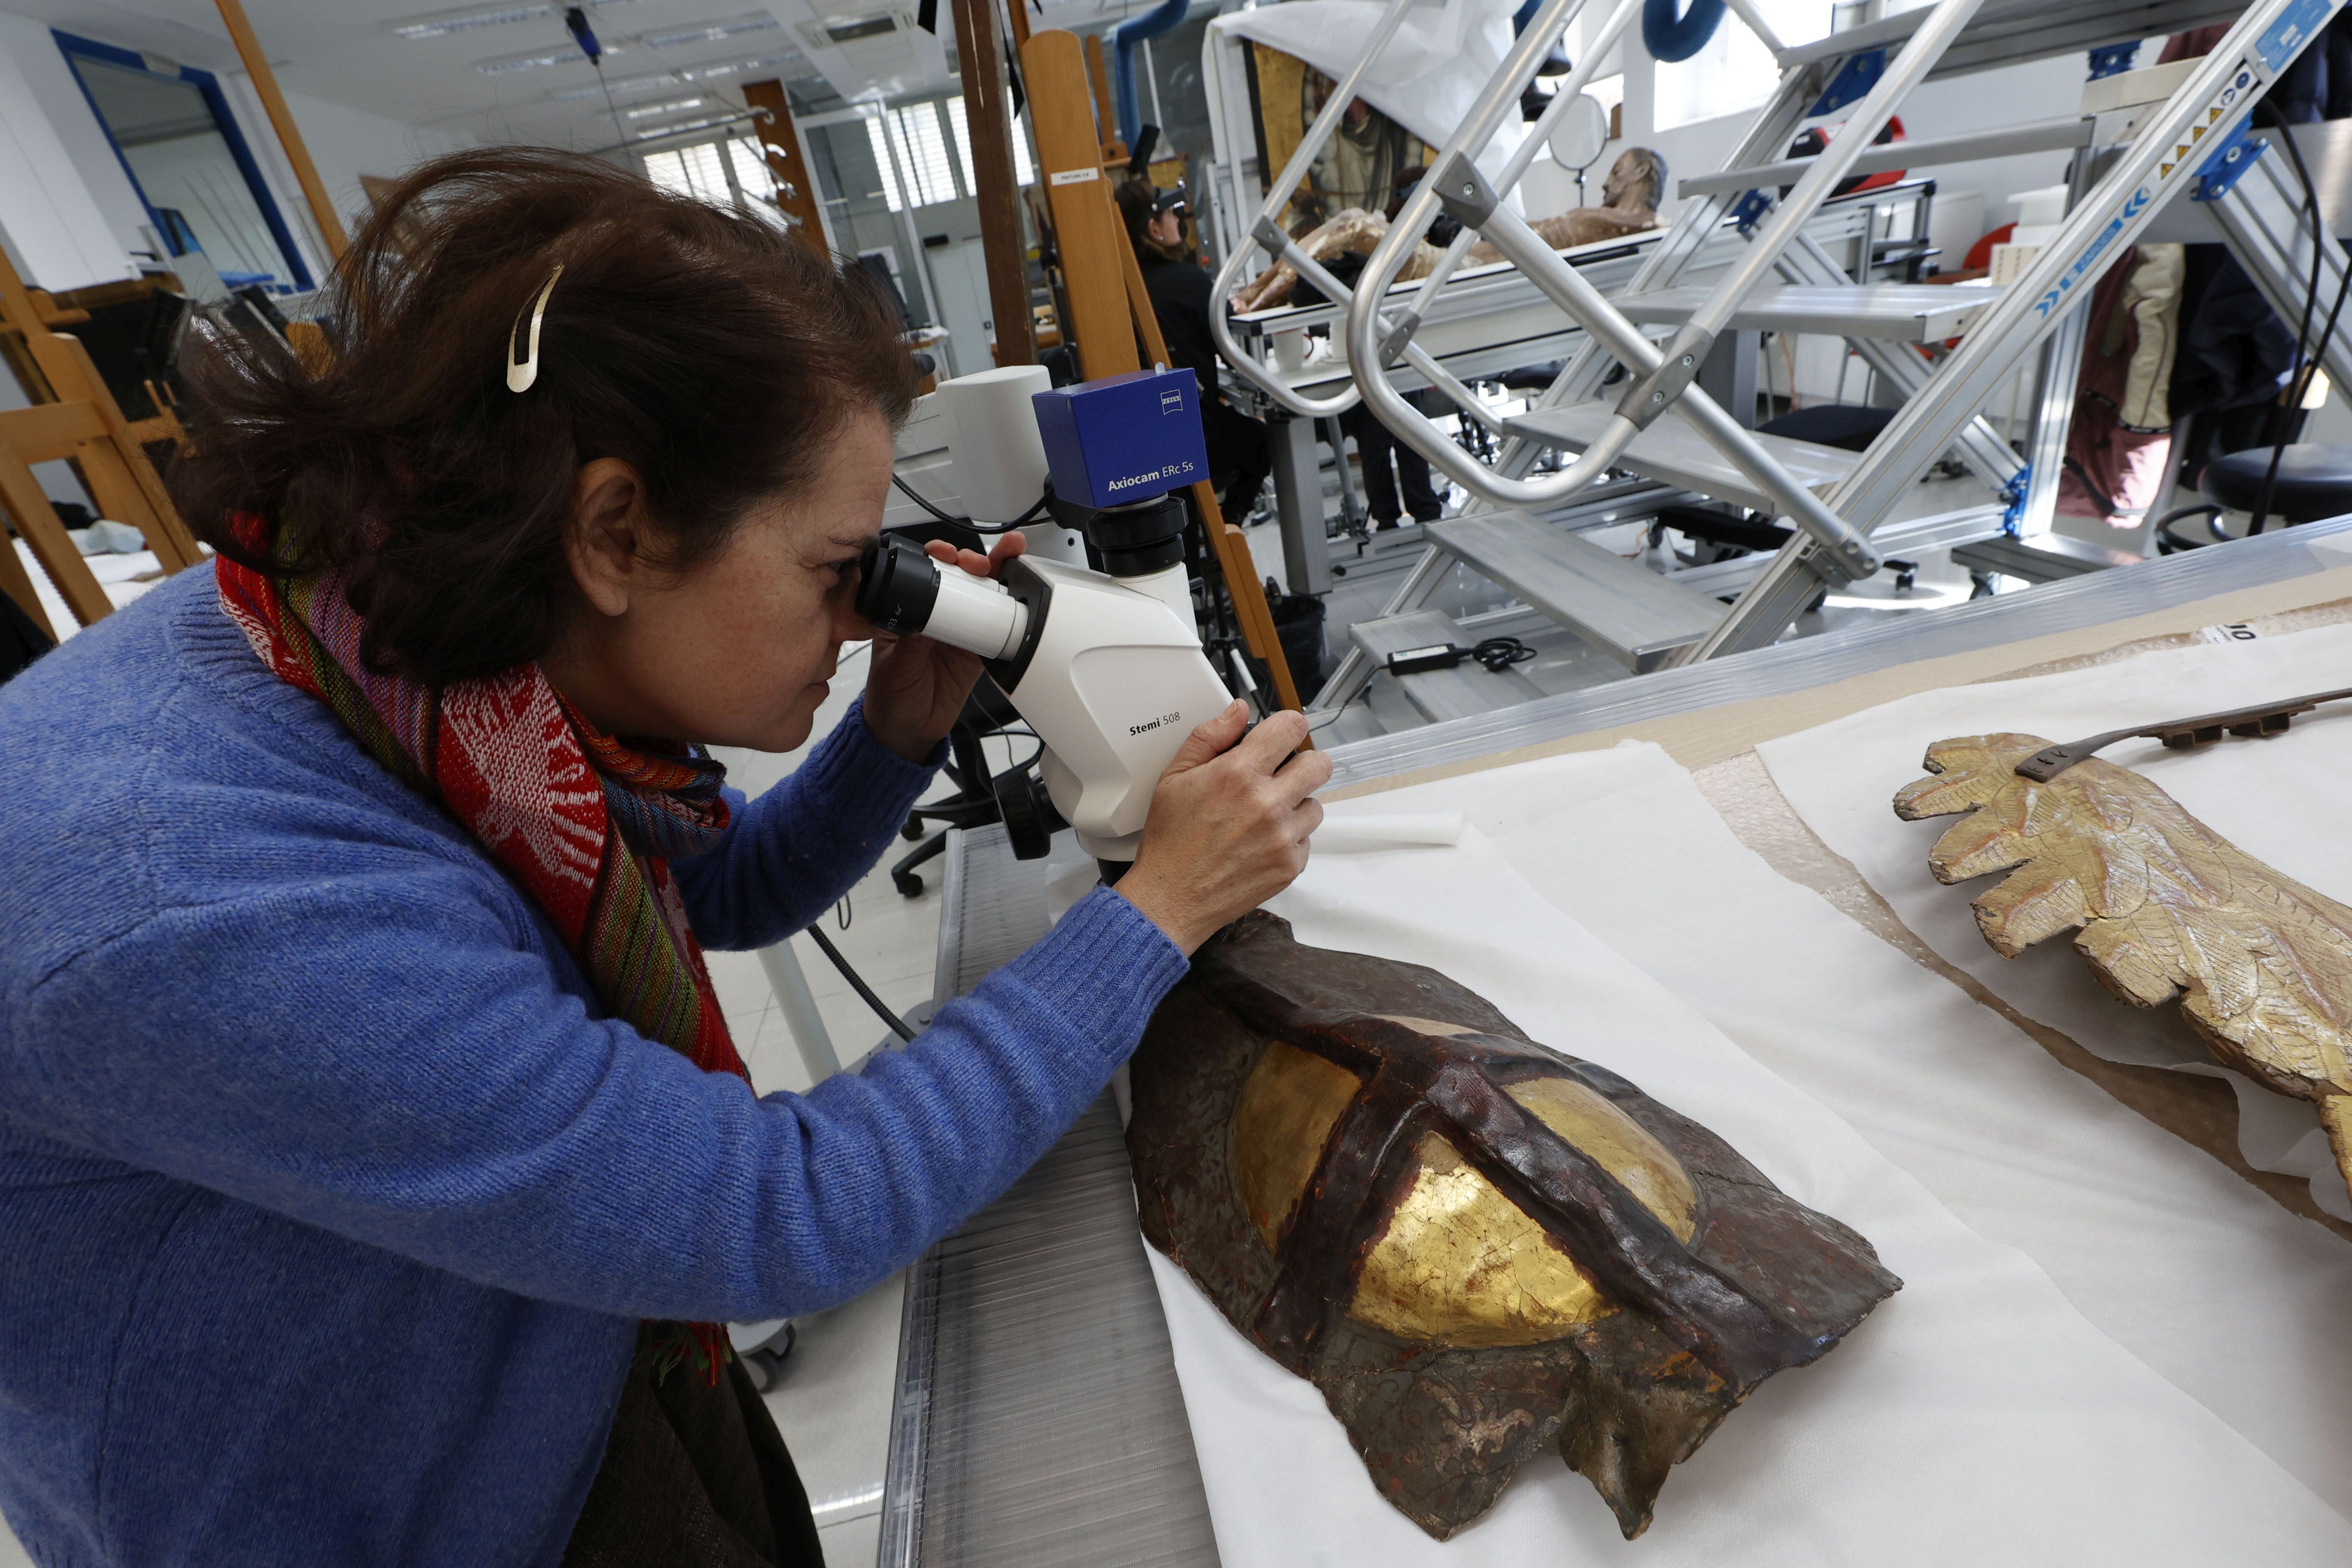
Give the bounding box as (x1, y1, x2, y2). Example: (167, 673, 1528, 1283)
(1117, 174, 1274, 524)
(1309, 96, 1416, 219)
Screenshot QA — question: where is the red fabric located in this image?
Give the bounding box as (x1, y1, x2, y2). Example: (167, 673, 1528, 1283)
(217, 514, 750, 1382)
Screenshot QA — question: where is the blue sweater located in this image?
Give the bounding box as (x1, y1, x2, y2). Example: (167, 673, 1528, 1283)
(0, 569, 1187, 1567)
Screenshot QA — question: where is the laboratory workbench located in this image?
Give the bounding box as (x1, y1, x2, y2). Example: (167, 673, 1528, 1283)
(878, 518, 2352, 1566)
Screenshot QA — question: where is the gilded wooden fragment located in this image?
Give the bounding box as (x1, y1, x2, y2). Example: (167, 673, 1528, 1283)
(1127, 914, 1899, 1540)
(1895, 733, 2352, 1206)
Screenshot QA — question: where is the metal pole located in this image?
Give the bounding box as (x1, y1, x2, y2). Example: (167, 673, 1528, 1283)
(758, 937, 842, 1084)
(1682, 0, 2341, 660)
(875, 107, 947, 329)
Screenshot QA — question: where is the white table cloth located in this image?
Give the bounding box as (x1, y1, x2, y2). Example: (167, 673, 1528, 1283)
(1130, 774, 2352, 1562)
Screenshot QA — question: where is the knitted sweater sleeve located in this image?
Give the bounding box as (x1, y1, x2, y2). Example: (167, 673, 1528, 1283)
(9, 870, 1185, 1323)
(671, 696, 942, 951)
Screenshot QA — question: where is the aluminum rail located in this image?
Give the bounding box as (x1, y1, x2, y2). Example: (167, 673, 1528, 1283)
(1681, 1, 2338, 662)
(1360, 0, 1647, 375)
(1343, 0, 1951, 561)
(1632, 0, 1985, 382)
(1320, 518, 2352, 790)
(1442, 187, 1883, 572)
(1774, 0, 2244, 83)
(1678, 114, 2095, 200)
(1209, 0, 1643, 418)
(1203, 0, 1427, 418)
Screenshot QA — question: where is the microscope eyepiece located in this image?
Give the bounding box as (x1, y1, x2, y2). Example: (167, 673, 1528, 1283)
(853, 533, 939, 635)
(853, 530, 1031, 662)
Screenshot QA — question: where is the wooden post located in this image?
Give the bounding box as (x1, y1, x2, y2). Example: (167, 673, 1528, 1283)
(1021, 32, 1136, 382)
(740, 82, 830, 248)
(0, 432, 113, 628)
(1002, 0, 1032, 49)
(1019, 29, 1303, 713)
(949, 0, 1037, 366)
(1115, 238, 1302, 712)
(214, 0, 350, 264)
(1082, 34, 1124, 160)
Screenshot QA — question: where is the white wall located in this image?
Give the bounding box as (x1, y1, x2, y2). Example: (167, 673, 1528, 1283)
(0, 9, 141, 290)
(224, 80, 468, 280)
(0, 7, 465, 295)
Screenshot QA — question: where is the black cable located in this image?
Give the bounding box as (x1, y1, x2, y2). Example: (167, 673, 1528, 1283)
(2249, 102, 2334, 534)
(889, 475, 1052, 534)
(1469, 636, 1537, 673)
(805, 925, 917, 1043)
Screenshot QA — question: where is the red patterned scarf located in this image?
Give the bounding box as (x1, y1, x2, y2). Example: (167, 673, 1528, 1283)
(218, 515, 744, 1382)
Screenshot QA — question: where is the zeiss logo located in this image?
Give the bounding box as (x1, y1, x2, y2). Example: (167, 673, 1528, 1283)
(1160, 388, 1184, 414)
(1106, 462, 1199, 491)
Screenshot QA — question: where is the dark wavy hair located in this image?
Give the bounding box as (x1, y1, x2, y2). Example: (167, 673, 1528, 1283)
(173, 147, 918, 684)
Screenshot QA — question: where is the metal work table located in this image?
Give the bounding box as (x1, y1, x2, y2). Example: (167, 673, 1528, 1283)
(878, 520, 2352, 1564)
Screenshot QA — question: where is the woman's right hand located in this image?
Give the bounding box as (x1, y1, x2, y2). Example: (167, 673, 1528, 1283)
(1114, 701, 1333, 956)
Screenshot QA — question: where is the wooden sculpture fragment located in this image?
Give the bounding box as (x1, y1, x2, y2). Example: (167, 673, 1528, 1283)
(1894, 733, 2352, 1205)
(1126, 914, 1899, 1540)
(1230, 148, 1666, 313)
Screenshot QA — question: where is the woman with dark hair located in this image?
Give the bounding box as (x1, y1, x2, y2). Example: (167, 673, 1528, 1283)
(0, 150, 1326, 1566)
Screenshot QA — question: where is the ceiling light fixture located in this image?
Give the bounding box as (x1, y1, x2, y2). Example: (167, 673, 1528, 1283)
(475, 39, 626, 74)
(551, 68, 679, 99)
(625, 95, 705, 118)
(631, 113, 750, 139)
(390, 0, 651, 41)
(676, 50, 801, 82)
(637, 14, 781, 49)
(821, 15, 898, 43)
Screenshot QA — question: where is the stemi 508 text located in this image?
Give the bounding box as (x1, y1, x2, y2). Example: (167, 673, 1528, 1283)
(1128, 710, 1183, 737)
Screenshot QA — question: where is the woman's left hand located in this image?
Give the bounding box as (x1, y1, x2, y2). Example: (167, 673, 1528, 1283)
(861, 532, 1028, 763)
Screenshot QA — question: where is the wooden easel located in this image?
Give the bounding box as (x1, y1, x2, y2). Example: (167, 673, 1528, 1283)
(0, 248, 204, 636)
(1016, 27, 1304, 712)
(214, 0, 349, 264)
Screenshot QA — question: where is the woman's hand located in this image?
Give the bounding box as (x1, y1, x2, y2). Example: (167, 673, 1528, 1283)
(861, 533, 1027, 763)
(1114, 702, 1332, 955)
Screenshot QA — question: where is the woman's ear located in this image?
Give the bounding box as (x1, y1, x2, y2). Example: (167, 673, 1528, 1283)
(565, 458, 648, 617)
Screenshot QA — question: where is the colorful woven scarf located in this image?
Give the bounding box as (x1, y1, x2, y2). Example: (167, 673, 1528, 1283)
(218, 515, 744, 1383)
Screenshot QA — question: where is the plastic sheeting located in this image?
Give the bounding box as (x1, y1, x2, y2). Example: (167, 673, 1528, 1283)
(1134, 768, 2352, 1562)
(1207, 0, 1529, 195)
(1758, 619, 2352, 1223)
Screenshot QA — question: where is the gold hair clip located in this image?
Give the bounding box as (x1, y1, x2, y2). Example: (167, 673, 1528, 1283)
(505, 263, 564, 393)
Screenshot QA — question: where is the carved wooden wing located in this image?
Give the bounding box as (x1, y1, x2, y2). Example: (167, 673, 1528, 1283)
(1895, 733, 2352, 1205)
(1127, 913, 1898, 1541)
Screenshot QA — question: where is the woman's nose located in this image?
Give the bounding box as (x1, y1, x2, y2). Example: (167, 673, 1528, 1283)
(832, 589, 876, 644)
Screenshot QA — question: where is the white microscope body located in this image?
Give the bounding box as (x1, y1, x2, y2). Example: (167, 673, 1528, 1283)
(859, 366, 1240, 862)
